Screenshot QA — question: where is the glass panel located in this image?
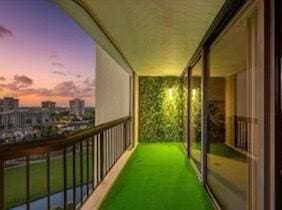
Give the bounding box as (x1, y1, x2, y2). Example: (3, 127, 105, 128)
(207, 4, 263, 210)
(189, 61, 202, 171)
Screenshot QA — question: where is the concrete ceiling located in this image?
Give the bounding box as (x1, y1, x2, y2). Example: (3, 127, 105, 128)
(67, 0, 225, 76)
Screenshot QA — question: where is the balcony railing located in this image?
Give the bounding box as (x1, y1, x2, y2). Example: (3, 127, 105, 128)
(0, 116, 131, 210)
(234, 115, 257, 151)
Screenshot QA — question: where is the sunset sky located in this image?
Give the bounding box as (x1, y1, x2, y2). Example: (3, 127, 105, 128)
(0, 0, 96, 107)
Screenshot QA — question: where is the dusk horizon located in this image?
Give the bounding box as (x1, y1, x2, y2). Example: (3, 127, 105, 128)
(0, 0, 96, 107)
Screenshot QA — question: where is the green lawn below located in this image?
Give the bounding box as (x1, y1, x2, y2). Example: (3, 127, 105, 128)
(100, 143, 214, 210)
(4, 150, 91, 209)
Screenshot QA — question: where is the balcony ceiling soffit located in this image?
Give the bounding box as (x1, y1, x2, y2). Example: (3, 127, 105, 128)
(79, 0, 225, 76)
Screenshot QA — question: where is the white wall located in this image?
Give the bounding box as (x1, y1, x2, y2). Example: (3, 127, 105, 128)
(95, 45, 130, 125)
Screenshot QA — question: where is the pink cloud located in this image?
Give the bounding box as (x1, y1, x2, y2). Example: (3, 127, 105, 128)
(0, 77, 94, 99)
(49, 50, 59, 59)
(51, 62, 65, 68)
(0, 25, 13, 38)
(14, 75, 33, 87)
(52, 71, 66, 76)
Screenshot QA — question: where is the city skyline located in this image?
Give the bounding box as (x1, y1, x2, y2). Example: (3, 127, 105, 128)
(0, 0, 96, 107)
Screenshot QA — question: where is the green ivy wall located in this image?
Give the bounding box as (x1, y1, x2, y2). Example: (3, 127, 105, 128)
(139, 77, 184, 142)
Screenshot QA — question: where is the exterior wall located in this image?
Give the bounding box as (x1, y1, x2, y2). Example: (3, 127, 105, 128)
(41, 101, 56, 113)
(95, 45, 130, 125)
(0, 110, 50, 130)
(0, 97, 19, 112)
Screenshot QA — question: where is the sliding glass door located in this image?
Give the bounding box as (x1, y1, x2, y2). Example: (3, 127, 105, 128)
(189, 60, 202, 172)
(183, 71, 188, 149)
(183, 0, 269, 209)
(206, 2, 264, 210)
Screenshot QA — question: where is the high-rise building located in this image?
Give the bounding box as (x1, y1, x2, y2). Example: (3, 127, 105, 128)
(0, 97, 19, 112)
(0, 98, 51, 130)
(0, 109, 50, 130)
(41, 101, 56, 113)
(69, 98, 85, 118)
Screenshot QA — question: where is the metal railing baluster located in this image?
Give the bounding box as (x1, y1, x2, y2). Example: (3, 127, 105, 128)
(104, 131, 107, 174)
(26, 156, 30, 210)
(63, 148, 67, 209)
(80, 141, 83, 204)
(86, 139, 89, 196)
(72, 145, 76, 209)
(100, 132, 104, 180)
(91, 137, 94, 191)
(47, 153, 50, 210)
(96, 135, 99, 185)
(0, 160, 4, 210)
(110, 128, 113, 168)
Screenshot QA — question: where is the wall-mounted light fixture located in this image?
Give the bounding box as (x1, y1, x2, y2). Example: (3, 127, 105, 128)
(167, 88, 173, 97)
(192, 89, 197, 97)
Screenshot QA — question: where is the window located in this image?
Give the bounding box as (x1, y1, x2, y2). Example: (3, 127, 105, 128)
(189, 60, 202, 172)
(206, 3, 263, 209)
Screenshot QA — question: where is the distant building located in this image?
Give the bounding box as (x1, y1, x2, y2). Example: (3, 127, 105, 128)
(69, 98, 85, 118)
(0, 98, 50, 130)
(0, 109, 50, 130)
(41, 101, 56, 112)
(0, 97, 19, 112)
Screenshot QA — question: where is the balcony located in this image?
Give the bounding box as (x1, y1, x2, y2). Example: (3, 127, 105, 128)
(0, 0, 280, 210)
(0, 124, 216, 210)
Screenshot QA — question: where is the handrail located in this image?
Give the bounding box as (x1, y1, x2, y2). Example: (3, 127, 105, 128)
(0, 116, 130, 160)
(0, 116, 132, 210)
(234, 115, 257, 124)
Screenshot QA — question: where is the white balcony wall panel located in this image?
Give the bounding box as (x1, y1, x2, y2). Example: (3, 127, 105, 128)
(95, 45, 130, 125)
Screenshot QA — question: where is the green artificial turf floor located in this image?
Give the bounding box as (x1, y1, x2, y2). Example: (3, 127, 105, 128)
(100, 143, 214, 210)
